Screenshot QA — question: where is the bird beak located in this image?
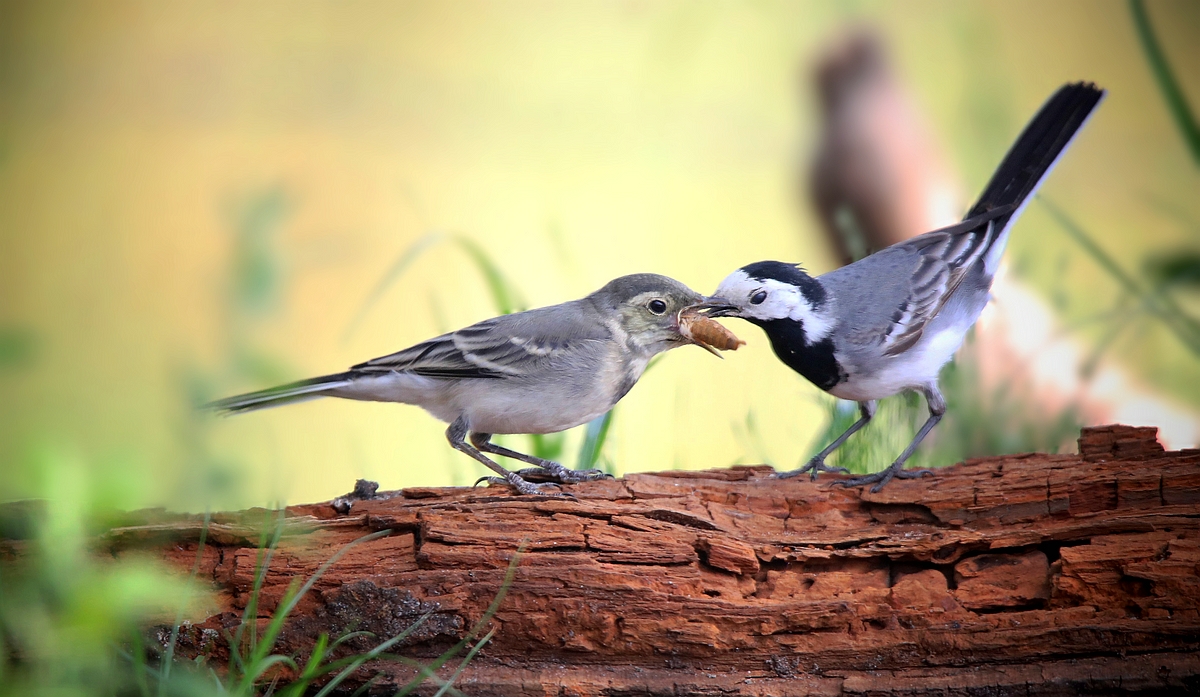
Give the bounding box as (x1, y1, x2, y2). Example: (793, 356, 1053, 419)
(688, 297, 740, 318)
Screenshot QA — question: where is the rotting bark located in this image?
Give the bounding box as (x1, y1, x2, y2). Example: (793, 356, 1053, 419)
(85, 426, 1200, 693)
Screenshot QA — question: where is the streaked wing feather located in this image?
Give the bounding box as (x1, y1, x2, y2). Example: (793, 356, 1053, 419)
(352, 327, 508, 379)
(879, 210, 1008, 357)
(350, 303, 605, 379)
(868, 84, 1104, 359)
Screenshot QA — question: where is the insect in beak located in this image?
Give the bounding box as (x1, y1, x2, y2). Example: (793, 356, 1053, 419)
(676, 307, 746, 357)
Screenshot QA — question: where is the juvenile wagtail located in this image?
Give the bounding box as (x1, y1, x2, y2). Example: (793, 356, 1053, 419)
(210, 274, 725, 495)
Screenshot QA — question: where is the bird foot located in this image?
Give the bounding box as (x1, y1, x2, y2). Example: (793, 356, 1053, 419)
(472, 476, 574, 497)
(773, 457, 850, 481)
(832, 465, 934, 493)
(512, 461, 613, 484)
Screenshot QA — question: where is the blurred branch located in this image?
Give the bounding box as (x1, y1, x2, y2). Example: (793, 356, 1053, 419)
(1130, 0, 1200, 167)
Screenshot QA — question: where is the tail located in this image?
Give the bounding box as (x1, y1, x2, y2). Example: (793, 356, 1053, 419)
(967, 82, 1104, 271)
(206, 372, 357, 415)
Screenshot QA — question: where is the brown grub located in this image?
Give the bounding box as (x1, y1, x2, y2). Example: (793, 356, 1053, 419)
(678, 310, 746, 353)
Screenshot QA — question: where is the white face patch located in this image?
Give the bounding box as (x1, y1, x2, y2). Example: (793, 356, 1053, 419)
(714, 269, 836, 344)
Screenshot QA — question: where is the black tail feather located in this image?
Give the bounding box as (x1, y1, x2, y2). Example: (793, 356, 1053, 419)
(968, 82, 1105, 221)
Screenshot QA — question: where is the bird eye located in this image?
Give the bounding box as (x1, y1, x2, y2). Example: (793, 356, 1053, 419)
(750, 290, 768, 305)
(647, 299, 667, 315)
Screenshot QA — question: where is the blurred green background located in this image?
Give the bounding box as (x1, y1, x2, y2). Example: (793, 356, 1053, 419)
(1, 0, 1198, 512)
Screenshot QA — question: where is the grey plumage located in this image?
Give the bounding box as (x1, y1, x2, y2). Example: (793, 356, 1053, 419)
(209, 273, 706, 495)
(819, 205, 1012, 379)
(697, 82, 1106, 491)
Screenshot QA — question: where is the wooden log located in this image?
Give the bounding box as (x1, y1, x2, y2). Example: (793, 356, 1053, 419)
(106, 425, 1200, 695)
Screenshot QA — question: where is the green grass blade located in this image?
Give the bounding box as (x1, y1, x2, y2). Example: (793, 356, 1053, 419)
(236, 578, 301, 693)
(1040, 197, 1146, 297)
(228, 508, 294, 688)
(240, 653, 298, 691)
(129, 629, 151, 697)
(326, 630, 377, 653)
(242, 530, 393, 690)
(349, 674, 386, 697)
(1130, 0, 1200, 166)
(299, 632, 331, 678)
(305, 616, 432, 682)
(272, 631, 335, 697)
(342, 232, 446, 342)
(432, 627, 495, 697)
(209, 665, 228, 693)
(384, 657, 468, 697)
(234, 508, 287, 670)
(450, 236, 527, 315)
(264, 530, 392, 643)
(395, 543, 523, 695)
(344, 231, 527, 346)
(572, 355, 666, 473)
(311, 612, 434, 697)
(1041, 196, 1200, 354)
(576, 410, 614, 471)
(222, 628, 247, 677)
(1144, 251, 1200, 291)
(158, 509, 212, 694)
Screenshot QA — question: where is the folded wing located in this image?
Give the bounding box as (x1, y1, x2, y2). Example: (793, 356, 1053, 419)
(353, 301, 610, 380)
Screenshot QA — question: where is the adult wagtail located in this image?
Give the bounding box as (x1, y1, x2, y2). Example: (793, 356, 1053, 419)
(209, 274, 725, 495)
(693, 82, 1105, 492)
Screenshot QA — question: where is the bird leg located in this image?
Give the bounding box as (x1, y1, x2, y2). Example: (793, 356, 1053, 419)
(834, 386, 943, 493)
(775, 400, 876, 481)
(444, 417, 565, 496)
(470, 432, 612, 484)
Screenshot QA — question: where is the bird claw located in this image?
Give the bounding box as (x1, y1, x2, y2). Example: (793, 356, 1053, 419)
(473, 476, 574, 497)
(832, 465, 935, 493)
(773, 457, 851, 481)
(515, 465, 612, 484)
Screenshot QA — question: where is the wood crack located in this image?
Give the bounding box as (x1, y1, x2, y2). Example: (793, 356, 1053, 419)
(26, 424, 1198, 696)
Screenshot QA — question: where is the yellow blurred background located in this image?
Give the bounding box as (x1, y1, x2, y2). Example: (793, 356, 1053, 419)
(1, 1, 1198, 511)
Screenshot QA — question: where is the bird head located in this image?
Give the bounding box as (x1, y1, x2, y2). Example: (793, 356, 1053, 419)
(691, 261, 834, 340)
(588, 274, 705, 355)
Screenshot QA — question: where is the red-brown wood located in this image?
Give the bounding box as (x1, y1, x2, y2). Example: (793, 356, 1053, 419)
(101, 425, 1200, 695)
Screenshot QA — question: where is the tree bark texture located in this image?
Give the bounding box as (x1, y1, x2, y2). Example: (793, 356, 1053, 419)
(104, 425, 1200, 695)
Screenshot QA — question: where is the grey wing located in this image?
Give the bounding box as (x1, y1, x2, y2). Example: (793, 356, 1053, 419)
(826, 205, 1012, 356)
(351, 300, 611, 379)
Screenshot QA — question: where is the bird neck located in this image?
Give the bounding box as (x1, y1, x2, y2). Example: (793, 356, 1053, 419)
(755, 318, 846, 392)
(597, 315, 661, 400)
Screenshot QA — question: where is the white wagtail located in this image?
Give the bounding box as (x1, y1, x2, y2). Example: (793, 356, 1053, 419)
(209, 274, 719, 495)
(695, 82, 1105, 492)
